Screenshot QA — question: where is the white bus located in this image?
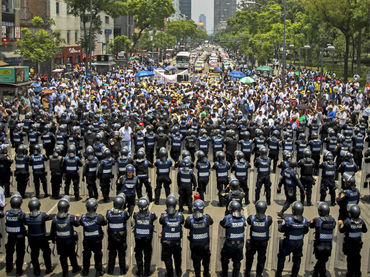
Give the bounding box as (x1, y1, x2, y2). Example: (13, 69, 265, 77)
(176, 51, 191, 69)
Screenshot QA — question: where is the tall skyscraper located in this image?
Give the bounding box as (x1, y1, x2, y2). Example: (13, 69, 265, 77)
(214, 0, 236, 32)
(199, 13, 207, 30)
(179, 0, 191, 20)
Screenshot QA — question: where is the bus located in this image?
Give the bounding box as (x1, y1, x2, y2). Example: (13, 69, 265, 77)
(176, 51, 191, 69)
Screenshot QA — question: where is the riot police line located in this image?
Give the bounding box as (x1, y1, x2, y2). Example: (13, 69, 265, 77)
(0, 111, 369, 276)
(0, 151, 368, 277)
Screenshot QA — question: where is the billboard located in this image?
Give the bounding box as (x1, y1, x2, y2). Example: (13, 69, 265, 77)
(0, 66, 30, 84)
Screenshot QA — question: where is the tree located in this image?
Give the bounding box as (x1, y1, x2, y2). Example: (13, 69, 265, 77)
(114, 0, 175, 54)
(16, 17, 64, 73)
(65, 0, 116, 66)
(304, 0, 369, 82)
(108, 35, 131, 55)
(165, 20, 208, 45)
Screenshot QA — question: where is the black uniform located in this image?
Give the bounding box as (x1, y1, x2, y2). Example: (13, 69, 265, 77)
(159, 212, 185, 277)
(49, 155, 64, 198)
(336, 188, 360, 220)
(80, 213, 107, 275)
(319, 160, 337, 205)
(98, 158, 114, 201)
(232, 160, 251, 204)
(254, 157, 272, 205)
(83, 156, 99, 198)
(63, 156, 83, 199)
(245, 214, 272, 277)
(106, 208, 130, 274)
(267, 136, 279, 173)
(339, 216, 367, 277)
(225, 135, 238, 165)
(154, 158, 172, 203)
(184, 214, 214, 277)
(309, 216, 336, 277)
(220, 214, 246, 277)
(298, 157, 315, 205)
(184, 134, 197, 161)
(177, 167, 197, 213)
(133, 211, 157, 276)
(24, 212, 54, 275)
(212, 160, 231, 206)
(30, 153, 48, 197)
(119, 175, 138, 216)
(50, 213, 80, 275)
(195, 159, 211, 201)
(5, 209, 26, 275)
(133, 159, 154, 201)
(0, 153, 13, 197)
(276, 216, 309, 277)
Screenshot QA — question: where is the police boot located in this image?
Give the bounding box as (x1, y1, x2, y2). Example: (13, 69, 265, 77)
(307, 195, 312, 206)
(275, 271, 282, 277)
(136, 265, 143, 277)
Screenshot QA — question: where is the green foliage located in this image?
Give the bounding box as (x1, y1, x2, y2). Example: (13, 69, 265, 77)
(16, 17, 64, 65)
(109, 35, 131, 55)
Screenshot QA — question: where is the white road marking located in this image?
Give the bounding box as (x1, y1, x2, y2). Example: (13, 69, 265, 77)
(47, 201, 59, 214)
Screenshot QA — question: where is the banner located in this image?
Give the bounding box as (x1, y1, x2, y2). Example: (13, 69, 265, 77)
(154, 69, 188, 83)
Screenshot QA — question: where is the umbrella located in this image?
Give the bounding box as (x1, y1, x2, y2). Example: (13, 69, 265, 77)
(240, 76, 255, 84)
(135, 71, 154, 77)
(165, 65, 178, 72)
(41, 88, 54, 95)
(214, 67, 223, 73)
(255, 65, 273, 72)
(228, 71, 246, 78)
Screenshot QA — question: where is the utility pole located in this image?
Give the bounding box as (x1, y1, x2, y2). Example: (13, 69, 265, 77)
(88, 0, 93, 72)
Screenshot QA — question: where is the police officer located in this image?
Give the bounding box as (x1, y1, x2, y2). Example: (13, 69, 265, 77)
(336, 173, 360, 220)
(277, 161, 305, 218)
(338, 151, 358, 188)
(116, 147, 133, 189)
(133, 148, 154, 201)
(49, 146, 64, 199)
(0, 145, 13, 197)
(254, 146, 272, 205)
(267, 130, 280, 173)
(14, 144, 30, 198)
(184, 200, 213, 277)
(232, 151, 251, 205)
(225, 179, 245, 212)
(245, 200, 272, 277)
(41, 124, 55, 158)
(212, 129, 224, 162)
(319, 151, 337, 205)
(225, 129, 238, 165)
(80, 198, 107, 276)
(195, 150, 210, 201)
(24, 197, 54, 276)
(5, 192, 26, 275)
(106, 195, 130, 275)
(170, 126, 183, 163)
(83, 145, 99, 199)
(184, 129, 197, 161)
(177, 157, 197, 213)
(133, 197, 157, 277)
(144, 125, 156, 163)
(156, 126, 169, 156)
(309, 134, 322, 175)
(352, 128, 364, 169)
(220, 200, 246, 277)
(276, 201, 309, 277)
(309, 202, 336, 277)
(98, 148, 114, 202)
(30, 144, 48, 198)
(298, 149, 315, 206)
(63, 145, 82, 200)
(154, 147, 172, 204)
(239, 131, 253, 164)
(160, 195, 184, 277)
(13, 123, 24, 151)
(134, 127, 146, 154)
(213, 151, 231, 206)
(339, 205, 367, 277)
(118, 164, 138, 216)
(198, 129, 210, 156)
(93, 132, 104, 161)
(295, 133, 307, 162)
(50, 197, 81, 277)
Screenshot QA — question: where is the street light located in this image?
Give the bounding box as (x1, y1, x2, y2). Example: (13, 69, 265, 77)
(320, 44, 335, 97)
(244, 0, 287, 89)
(298, 44, 311, 70)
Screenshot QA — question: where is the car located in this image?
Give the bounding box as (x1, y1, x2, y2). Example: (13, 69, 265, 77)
(194, 60, 204, 73)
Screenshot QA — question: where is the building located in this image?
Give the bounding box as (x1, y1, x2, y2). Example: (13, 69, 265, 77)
(214, 0, 236, 32)
(114, 16, 134, 39)
(50, 0, 81, 65)
(179, 0, 191, 20)
(169, 0, 181, 21)
(92, 12, 114, 55)
(199, 13, 206, 30)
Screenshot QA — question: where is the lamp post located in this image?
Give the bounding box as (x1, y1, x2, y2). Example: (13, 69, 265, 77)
(320, 44, 335, 97)
(298, 44, 311, 70)
(245, 0, 286, 89)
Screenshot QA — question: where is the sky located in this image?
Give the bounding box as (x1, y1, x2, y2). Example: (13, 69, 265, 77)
(191, 0, 214, 34)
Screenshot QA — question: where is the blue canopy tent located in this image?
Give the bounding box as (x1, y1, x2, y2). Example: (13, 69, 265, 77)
(135, 71, 154, 77)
